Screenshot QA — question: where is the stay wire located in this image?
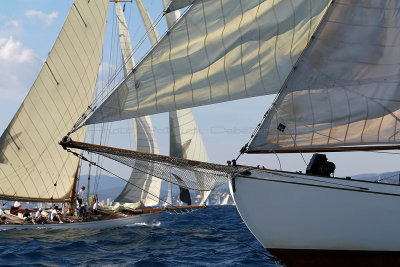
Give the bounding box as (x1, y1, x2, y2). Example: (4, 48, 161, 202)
(64, 148, 277, 262)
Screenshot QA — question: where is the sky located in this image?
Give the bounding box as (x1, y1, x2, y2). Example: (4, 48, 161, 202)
(0, 1, 399, 181)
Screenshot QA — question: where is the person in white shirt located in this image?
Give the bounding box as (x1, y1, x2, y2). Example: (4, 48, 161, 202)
(51, 208, 63, 223)
(92, 197, 98, 215)
(34, 208, 44, 224)
(0, 209, 6, 223)
(77, 186, 85, 207)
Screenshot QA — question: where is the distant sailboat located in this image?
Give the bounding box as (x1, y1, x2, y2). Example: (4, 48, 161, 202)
(220, 194, 229, 206)
(58, 0, 400, 265)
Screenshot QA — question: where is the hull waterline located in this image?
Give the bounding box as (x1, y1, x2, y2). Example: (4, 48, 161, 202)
(0, 211, 162, 230)
(230, 169, 400, 266)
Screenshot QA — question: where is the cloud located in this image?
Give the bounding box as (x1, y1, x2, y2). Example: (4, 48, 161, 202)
(0, 19, 23, 36)
(5, 20, 22, 32)
(25, 10, 58, 26)
(0, 36, 42, 101)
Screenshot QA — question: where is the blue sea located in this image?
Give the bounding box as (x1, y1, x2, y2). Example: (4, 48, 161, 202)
(0, 206, 277, 266)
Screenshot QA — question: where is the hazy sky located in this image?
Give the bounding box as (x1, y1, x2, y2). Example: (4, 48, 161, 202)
(0, 1, 398, 181)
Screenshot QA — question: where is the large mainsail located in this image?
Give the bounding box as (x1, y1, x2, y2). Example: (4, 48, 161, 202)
(0, 0, 109, 201)
(247, 1, 400, 153)
(113, 2, 161, 206)
(86, 0, 331, 124)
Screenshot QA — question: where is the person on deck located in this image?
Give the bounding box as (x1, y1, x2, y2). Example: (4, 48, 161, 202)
(0, 208, 6, 223)
(92, 196, 98, 215)
(79, 204, 88, 218)
(10, 201, 23, 215)
(51, 208, 63, 223)
(77, 186, 85, 208)
(22, 209, 33, 223)
(34, 208, 44, 224)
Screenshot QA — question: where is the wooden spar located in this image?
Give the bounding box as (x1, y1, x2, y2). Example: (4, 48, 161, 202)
(246, 145, 400, 154)
(68, 162, 80, 214)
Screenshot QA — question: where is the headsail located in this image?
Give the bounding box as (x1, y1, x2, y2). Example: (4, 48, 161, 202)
(0, 0, 109, 202)
(86, 0, 331, 125)
(247, 1, 400, 153)
(113, 2, 162, 206)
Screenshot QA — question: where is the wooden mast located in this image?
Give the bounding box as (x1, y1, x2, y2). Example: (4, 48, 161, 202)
(67, 161, 80, 215)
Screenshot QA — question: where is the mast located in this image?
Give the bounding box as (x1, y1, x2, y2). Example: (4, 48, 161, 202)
(86, 163, 91, 206)
(67, 161, 81, 214)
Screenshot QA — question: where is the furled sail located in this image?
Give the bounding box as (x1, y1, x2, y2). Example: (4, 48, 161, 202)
(86, 0, 331, 125)
(113, 2, 161, 206)
(247, 0, 400, 153)
(0, 0, 109, 202)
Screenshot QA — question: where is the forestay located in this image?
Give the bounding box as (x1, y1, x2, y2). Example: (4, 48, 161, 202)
(86, 0, 331, 125)
(0, 0, 108, 201)
(248, 0, 400, 153)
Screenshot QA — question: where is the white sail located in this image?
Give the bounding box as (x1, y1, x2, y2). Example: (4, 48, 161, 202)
(162, 0, 181, 28)
(113, 2, 161, 206)
(134, 0, 211, 205)
(136, 0, 160, 45)
(86, 0, 331, 125)
(169, 110, 211, 203)
(248, 0, 400, 153)
(221, 194, 229, 205)
(165, 0, 195, 13)
(0, 0, 109, 201)
(163, 182, 172, 207)
(163, 0, 211, 204)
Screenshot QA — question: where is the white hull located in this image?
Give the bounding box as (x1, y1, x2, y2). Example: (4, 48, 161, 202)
(230, 169, 400, 252)
(0, 211, 162, 231)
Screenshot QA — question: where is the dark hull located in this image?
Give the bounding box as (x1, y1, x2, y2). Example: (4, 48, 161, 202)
(268, 249, 400, 267)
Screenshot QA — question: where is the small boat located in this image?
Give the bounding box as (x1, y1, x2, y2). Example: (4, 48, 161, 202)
(0, 0, 207, 230)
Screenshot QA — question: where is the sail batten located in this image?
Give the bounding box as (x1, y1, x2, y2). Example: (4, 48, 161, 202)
(86, 0, 331, 125)
(248, 0, 400, 153)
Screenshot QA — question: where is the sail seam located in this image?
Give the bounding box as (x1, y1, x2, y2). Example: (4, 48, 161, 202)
(73, 3, 88, 27)
(237, 0, 248, 97)
(255, 0, 267, 93)
(219, 0, 230, 100)
(45, 61, 59, 86)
